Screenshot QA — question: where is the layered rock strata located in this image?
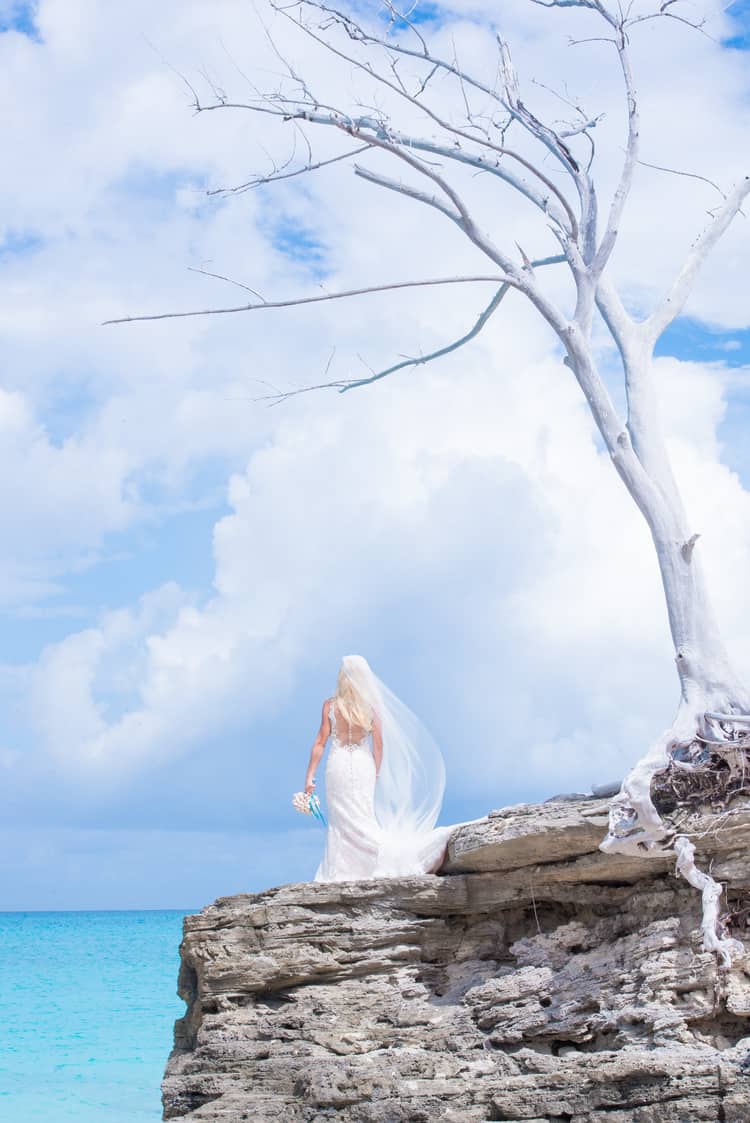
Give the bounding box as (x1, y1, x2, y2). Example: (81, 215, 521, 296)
(163, 797, 750, 1121)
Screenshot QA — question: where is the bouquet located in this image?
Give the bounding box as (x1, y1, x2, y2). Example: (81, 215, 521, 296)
(292, 791, 327, 826)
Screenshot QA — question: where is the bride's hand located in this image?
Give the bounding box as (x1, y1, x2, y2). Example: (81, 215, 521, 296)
(304, 779, 316, 795)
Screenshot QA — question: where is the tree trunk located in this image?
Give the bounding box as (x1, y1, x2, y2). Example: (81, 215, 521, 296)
(576, 348, 750, 965)
(566, 338, 748, 865)
(647, 498, 747, 713)
(620, 346, 749, 716)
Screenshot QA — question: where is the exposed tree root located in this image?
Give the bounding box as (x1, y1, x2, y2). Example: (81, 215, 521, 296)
(652, 742, 750, 815)
(722, 890, 750, 937)
(602, 705, 750, 967)
(674, 836, 744, 969)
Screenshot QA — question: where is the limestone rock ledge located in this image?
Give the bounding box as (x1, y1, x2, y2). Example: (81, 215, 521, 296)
(163, 798, 750, 1122)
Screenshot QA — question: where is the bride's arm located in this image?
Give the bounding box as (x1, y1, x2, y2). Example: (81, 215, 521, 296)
(372, 713, 383, 776)
(304, 700, 331, 795)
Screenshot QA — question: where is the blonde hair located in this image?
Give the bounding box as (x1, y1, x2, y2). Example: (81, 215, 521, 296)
(334, 664, 373, 731)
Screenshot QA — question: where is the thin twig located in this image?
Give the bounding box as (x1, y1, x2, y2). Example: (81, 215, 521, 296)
(207, 144, 373, 195)
(187, 265, 266, 300)
(636, 158, 728, 199)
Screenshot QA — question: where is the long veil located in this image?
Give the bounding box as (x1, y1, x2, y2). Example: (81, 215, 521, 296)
(340, 655, 446, 859)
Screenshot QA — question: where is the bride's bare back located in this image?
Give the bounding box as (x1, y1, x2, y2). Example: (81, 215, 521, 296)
(330, 699, 371, 747)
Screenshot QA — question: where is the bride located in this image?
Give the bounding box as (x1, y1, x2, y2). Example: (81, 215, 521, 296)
(304, 655, 455, 882)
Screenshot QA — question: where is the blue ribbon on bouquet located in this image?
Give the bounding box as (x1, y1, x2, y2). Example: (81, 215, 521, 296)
(308, 793, 327, 826)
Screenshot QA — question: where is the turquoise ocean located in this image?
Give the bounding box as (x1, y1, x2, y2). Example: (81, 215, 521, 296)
(0, 910, 193, 1123)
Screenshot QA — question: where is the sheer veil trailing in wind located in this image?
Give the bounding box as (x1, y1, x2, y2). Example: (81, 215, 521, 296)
(339, 655, 447, 873)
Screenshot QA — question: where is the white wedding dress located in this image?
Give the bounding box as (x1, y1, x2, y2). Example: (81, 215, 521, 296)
(314, 697, 455, 883)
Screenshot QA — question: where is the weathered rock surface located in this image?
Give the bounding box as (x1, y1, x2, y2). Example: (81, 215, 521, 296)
(163, 798, 750, 1121)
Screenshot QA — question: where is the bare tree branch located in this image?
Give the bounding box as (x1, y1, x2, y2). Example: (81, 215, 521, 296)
(595, 273, 634, 355)
(102, 275, 514, 325)
(353, 164, 463, 226)
(271, 0, 580, 234)
(592, 20, 639, 275)
(381, 0, 429, 56)
(381, 129, 578, 237)
(342, 254, 566, 392)
(496, 34, 585, 183)
(529, 0, 600, 8)
(358, 258, 551, 390)
(289, 0, 586, 184)
(646, 176, 750, 341)
(194, 99, 534, 280)
(256, 252, 566, 400)
(342, 283, 512, 392)
(187, 265, 266, 301)
(628, 9, 713, 40)
(636, 158, 727, 199)
(558, 115, 604, 138)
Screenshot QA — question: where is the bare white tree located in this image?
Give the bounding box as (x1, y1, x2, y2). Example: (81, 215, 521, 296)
(111, 0, 750, 960)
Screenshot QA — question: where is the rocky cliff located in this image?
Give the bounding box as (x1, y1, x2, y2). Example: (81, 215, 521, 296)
(162, 797, 750, 1121)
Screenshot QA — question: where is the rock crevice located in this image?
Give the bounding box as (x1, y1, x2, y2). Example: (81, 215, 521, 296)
(162, 798, 750, 1121)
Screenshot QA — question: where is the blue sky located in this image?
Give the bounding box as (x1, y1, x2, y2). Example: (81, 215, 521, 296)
(1, 0, 750, 909)
(725, 0, 750, 46)
(0, 1, 38, 39)
(656, 319, 750, 486)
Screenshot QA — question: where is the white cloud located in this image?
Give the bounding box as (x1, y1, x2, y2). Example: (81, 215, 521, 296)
(19, 343, 750, 811)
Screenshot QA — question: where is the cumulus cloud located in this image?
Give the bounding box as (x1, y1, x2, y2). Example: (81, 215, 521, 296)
(18, 344, 750, 815)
